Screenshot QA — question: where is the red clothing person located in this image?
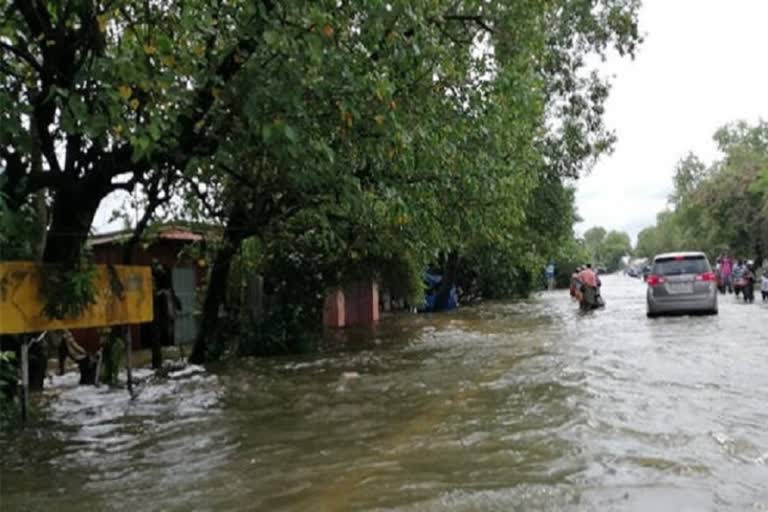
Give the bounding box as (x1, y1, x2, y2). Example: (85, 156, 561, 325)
(578, 267, 599, 288)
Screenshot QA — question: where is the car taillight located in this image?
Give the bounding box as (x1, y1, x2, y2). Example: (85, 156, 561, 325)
(696, 272, 716, 282)
(647, 274, 665, 286)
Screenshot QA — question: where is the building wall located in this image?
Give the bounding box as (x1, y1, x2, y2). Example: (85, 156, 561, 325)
(72, 238, 205, 352)
(323, 281, 379, 328)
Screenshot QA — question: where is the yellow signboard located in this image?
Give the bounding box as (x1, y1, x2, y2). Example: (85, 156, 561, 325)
(0, 262, 153, 334)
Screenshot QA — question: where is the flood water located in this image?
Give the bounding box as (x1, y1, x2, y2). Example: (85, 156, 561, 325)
(2, 275, 767, 511)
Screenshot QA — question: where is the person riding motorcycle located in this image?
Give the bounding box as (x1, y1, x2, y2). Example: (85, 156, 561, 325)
(732, 259, 746, 297)
(577, 264, 603, 309)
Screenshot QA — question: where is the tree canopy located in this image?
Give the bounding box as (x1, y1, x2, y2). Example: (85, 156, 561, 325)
(582, 225, 631, 271)
(1, 0, 642, 362)
(633, 120, 768, 265)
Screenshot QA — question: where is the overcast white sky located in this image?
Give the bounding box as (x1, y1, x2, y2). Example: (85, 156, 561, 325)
(575, 0, 768, 244)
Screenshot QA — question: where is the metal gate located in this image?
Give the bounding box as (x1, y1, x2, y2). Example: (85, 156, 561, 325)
(172, 267, 198, 345)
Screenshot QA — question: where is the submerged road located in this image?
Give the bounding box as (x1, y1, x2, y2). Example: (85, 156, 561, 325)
(2, 275, 767, 511)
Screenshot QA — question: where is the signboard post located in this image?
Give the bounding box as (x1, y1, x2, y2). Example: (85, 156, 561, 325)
(124, 326, 134, 397)
(18, 331, 47, 422)
(20, 338, 28, 422)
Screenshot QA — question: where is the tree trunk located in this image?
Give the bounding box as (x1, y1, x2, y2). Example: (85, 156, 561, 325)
(43, 182, 106, 264)
(434, 251, 459, 312)
(27, 340, 47, 391)
(34, 190, 48, 260)
(189, 212, 248, 364)
(36, 180, 108, 388)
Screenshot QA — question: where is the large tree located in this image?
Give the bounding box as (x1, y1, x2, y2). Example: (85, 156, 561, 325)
(1, 0, 279, 266)
(580, 226, 631, 271)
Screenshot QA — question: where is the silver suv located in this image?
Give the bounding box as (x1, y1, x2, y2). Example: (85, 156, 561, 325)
(646, 252, 718, 317)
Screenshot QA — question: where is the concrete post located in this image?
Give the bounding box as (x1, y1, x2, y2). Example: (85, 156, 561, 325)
(323, 289, 345, 328)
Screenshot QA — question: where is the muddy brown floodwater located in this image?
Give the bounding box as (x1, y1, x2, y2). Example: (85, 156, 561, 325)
(2, 275, 767, 511)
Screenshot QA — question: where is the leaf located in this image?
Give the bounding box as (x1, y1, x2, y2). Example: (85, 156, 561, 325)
(148, 122, 161, 141)
(97, 14, 109, 32)
(130, 135, 150, 162)
(156, 34, 172, 54)
(263, 30, 279, 46)
(60, 109, 75, 133)
(262, 124, 273, 143)
(68, 94, 87, 120)
(284, 125, 298, 143)
(118, 85, 132, 100)
(324, 145, 335, 163)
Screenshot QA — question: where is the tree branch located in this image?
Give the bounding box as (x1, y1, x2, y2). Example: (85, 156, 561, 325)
(172, 0, 276, 164)
(12, 0, 51, 40)
(442, 14, 495, 34)
(182, 175, 224, 219)
(0, 40, 43, 73)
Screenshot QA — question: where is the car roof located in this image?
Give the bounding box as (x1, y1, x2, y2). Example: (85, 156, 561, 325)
(653, 251, 707, 261)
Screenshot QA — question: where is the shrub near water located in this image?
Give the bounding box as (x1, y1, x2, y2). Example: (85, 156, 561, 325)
(0, 350, 19, 426)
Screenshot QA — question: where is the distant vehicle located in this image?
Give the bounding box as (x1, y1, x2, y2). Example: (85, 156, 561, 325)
(596, 266, 608, 275)
(646, 252, 718, 317)
(626, 266, 640, 278)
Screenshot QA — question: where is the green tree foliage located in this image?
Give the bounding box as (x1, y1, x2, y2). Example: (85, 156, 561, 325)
(583, 226, 607, 262)
(175, 0, 642, 360)
(635, 121, 768, 264)
(553, 237, 591, 288)
(0, 191, 39, 260)
(0, 349, 19, 427)
(601, 230, 632, 271)
(1, 1, 641, 362)
(670, 153, 706, 206)
(580, 226, 631, 271)
(1, 0, 279, 264)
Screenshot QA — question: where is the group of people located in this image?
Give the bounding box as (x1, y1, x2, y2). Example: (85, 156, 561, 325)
(570, 264, 604, 309)
(715, 253, 768, 303)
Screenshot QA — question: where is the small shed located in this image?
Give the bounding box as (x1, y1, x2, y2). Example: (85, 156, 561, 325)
(72, 225, 210, 352)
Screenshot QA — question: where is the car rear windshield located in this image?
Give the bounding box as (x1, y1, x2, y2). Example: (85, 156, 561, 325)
(653, 256, 710, 276)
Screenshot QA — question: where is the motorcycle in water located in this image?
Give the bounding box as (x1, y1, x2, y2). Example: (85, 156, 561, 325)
(579, 285, 605, 310)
